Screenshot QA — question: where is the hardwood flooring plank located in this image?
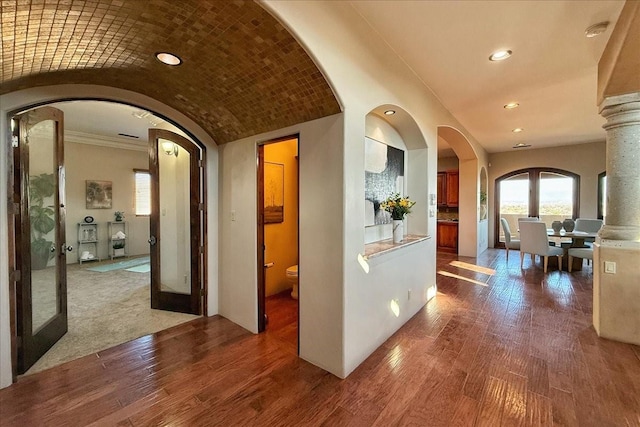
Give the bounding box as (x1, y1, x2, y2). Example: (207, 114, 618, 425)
(1, 250, 639, 427)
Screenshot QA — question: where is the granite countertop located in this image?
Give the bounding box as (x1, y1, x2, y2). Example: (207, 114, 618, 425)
(364, 234, 430, 259)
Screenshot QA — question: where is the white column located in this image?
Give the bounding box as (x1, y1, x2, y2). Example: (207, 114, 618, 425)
(598, 92, 640, 241)
(593, 92, 640, 346)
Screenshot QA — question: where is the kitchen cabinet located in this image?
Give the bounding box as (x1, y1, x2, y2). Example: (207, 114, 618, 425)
(437, 221, 458, 253)
(437, 170, 459, 207)
(437, 172, 447, 206)
(446, 170, 459, 207)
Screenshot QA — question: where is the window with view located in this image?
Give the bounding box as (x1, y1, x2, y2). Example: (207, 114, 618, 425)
(495, 168, 579, 246)
(134, 170, 151, 216)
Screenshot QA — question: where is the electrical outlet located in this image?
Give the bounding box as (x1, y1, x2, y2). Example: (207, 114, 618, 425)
(231, 210, 236, 221)
(604, 261, 616, 274)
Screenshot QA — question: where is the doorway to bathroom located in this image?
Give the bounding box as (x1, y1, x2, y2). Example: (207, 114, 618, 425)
(257, 135, 299, 354)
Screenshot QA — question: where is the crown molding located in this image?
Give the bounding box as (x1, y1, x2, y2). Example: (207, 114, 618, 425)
(65, 130, 148, 152)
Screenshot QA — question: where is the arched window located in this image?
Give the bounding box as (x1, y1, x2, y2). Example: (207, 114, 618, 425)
(598, 171, 606, 220)
(495, 168, 580, 246)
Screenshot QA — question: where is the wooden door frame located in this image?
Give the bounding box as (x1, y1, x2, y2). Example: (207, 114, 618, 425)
(256, 134, 299, 334)
(10, 106, 68, 375)
(5, 98, 209, 382)
(149, 128, 204, 315)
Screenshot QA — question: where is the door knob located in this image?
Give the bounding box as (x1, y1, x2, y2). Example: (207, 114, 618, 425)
(50, 245, 56, 253)
(264, 262, 274, 268)
(64, 245, 73, 252)
(148, 236, 157, 245)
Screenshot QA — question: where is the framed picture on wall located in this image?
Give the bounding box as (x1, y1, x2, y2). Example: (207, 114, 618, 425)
(86, 180, 113, 209)
(264, 162, 284, 223)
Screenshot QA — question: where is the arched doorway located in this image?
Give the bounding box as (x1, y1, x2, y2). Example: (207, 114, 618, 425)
(1, 88, 216, 381)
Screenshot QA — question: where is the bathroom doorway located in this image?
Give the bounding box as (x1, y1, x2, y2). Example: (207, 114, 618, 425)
(257, 135, 299, 354)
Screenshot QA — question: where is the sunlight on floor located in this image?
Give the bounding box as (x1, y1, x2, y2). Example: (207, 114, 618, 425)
(437, 270, 489, 287)
(449, 260, 496, 276)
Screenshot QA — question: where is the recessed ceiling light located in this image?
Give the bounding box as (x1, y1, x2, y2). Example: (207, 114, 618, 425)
(384, 110, 396, 115)
(512, 128, 524, 133)
(513, 143, 531, 149)
(155, 52, 182, 66)
(585, 22, 609, 38)
(504, 102, 519, 109)
(489, 49, 512, 61)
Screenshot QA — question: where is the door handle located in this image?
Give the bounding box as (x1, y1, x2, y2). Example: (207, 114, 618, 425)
(50, 244, 56, 253)
(264, 262, 274, 268)
(148, 236, 157, 245)
(63, 245, 73, 252)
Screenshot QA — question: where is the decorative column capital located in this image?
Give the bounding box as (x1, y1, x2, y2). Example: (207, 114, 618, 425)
(600, 92, 640, 130)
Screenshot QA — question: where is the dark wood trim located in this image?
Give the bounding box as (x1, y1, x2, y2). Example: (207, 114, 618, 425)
(493, 167, 581, 247)
(7, 114, 19, 382)
(597, 171, 606, 220)
(14, 106, 68, 374)
(256, 133, 300, 334)
(200, 149, 208, 317)
(257, 145, 266, 333)
(149, 129, 203, 315)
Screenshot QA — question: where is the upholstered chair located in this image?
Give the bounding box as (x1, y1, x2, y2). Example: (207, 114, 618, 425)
(574, 218, 603, 245)
(500, 218, 520, 261)
(568, 247, 594, 272)
(519, 221, 564, 273)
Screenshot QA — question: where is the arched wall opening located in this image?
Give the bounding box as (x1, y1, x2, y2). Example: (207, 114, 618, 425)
(436, 126, 481, 257)
(0, 84, 219, 388)
(365, 105, 430, 243)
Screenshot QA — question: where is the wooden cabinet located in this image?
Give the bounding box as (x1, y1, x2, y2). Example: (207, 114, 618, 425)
(437, 172, 447, 206)
(437, 221, 458, 253)
(446, 170, 459, 207)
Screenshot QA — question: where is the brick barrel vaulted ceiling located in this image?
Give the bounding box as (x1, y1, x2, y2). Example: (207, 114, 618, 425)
(0, 0, 341, 144)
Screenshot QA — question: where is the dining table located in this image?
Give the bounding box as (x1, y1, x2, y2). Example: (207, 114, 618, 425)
(546, 229, 598, 271)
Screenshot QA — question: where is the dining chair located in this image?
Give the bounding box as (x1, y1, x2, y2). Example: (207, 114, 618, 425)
(574, 218, 603, 245)
(568, 247, 593, 272)
(519, 221, 564, 273)
(500, 218, 520, 261)
(517, 217, 539, 222)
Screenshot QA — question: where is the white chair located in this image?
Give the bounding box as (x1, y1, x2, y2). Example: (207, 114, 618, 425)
(574, 218, 603, 245)
(568, 247, 593, 272)
(500, 218, 520, 261)
(518, 217, 539, 223)
(519, 221, 564, 273)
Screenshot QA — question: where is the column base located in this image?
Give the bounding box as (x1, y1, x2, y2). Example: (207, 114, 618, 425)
(598, 224, 640, 242)
(593, 241, 640, 345)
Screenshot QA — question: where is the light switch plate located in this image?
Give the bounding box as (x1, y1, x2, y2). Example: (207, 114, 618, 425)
(604, 261, 616, 274)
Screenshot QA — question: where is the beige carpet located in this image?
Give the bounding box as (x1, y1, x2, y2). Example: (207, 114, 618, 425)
(25, 257, 199, 375)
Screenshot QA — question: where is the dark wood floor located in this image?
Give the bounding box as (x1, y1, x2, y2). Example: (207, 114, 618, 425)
(1, 249, 639, 426)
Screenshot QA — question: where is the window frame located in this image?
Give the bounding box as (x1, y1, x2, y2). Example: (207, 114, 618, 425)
(494, 167, 580, 247)
(133, 168, 151, 217)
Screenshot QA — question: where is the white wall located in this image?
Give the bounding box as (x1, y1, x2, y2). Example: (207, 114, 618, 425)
(65, 140, 149, 263)
(218, 114, 345, 375)
(0, 85, 219, 389)
(487, 141, 606, 246)
(265, 0, 487, 377)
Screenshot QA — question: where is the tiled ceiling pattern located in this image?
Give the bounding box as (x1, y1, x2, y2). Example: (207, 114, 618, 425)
(0, 0, 340, 144)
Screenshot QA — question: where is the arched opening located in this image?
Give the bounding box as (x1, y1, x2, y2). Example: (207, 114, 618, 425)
(1, 88, 215, 379)
(365, 105, 429, 244)
(494, 167, 580, 247)
(436, 126, 479, 257)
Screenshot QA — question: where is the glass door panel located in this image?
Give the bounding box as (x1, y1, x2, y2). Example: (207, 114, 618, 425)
(159, 140, 191, 295)
(149, 129, 202, 315)
(538, 171, 574, 228)
(15, 106, 68, 374)
(28, 120, 59, 333)
(498, 172, 529, 243)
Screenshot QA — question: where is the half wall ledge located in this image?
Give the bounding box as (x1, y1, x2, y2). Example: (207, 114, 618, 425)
(364, 234, 430, 259)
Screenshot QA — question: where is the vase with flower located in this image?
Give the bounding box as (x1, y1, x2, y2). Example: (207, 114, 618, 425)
(380, 193, 417, 243)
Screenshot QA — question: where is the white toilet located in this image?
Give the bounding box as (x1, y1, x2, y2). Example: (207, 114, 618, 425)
(286, 265, 299, 300)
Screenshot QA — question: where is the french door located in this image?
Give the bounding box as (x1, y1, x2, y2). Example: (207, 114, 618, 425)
(495, 168, 579, 246)
(148, 129, 203, 314)
(13, 106, 68, 373)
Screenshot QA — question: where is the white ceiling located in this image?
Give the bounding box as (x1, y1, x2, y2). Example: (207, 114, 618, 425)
(350, 0, 625, 154)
